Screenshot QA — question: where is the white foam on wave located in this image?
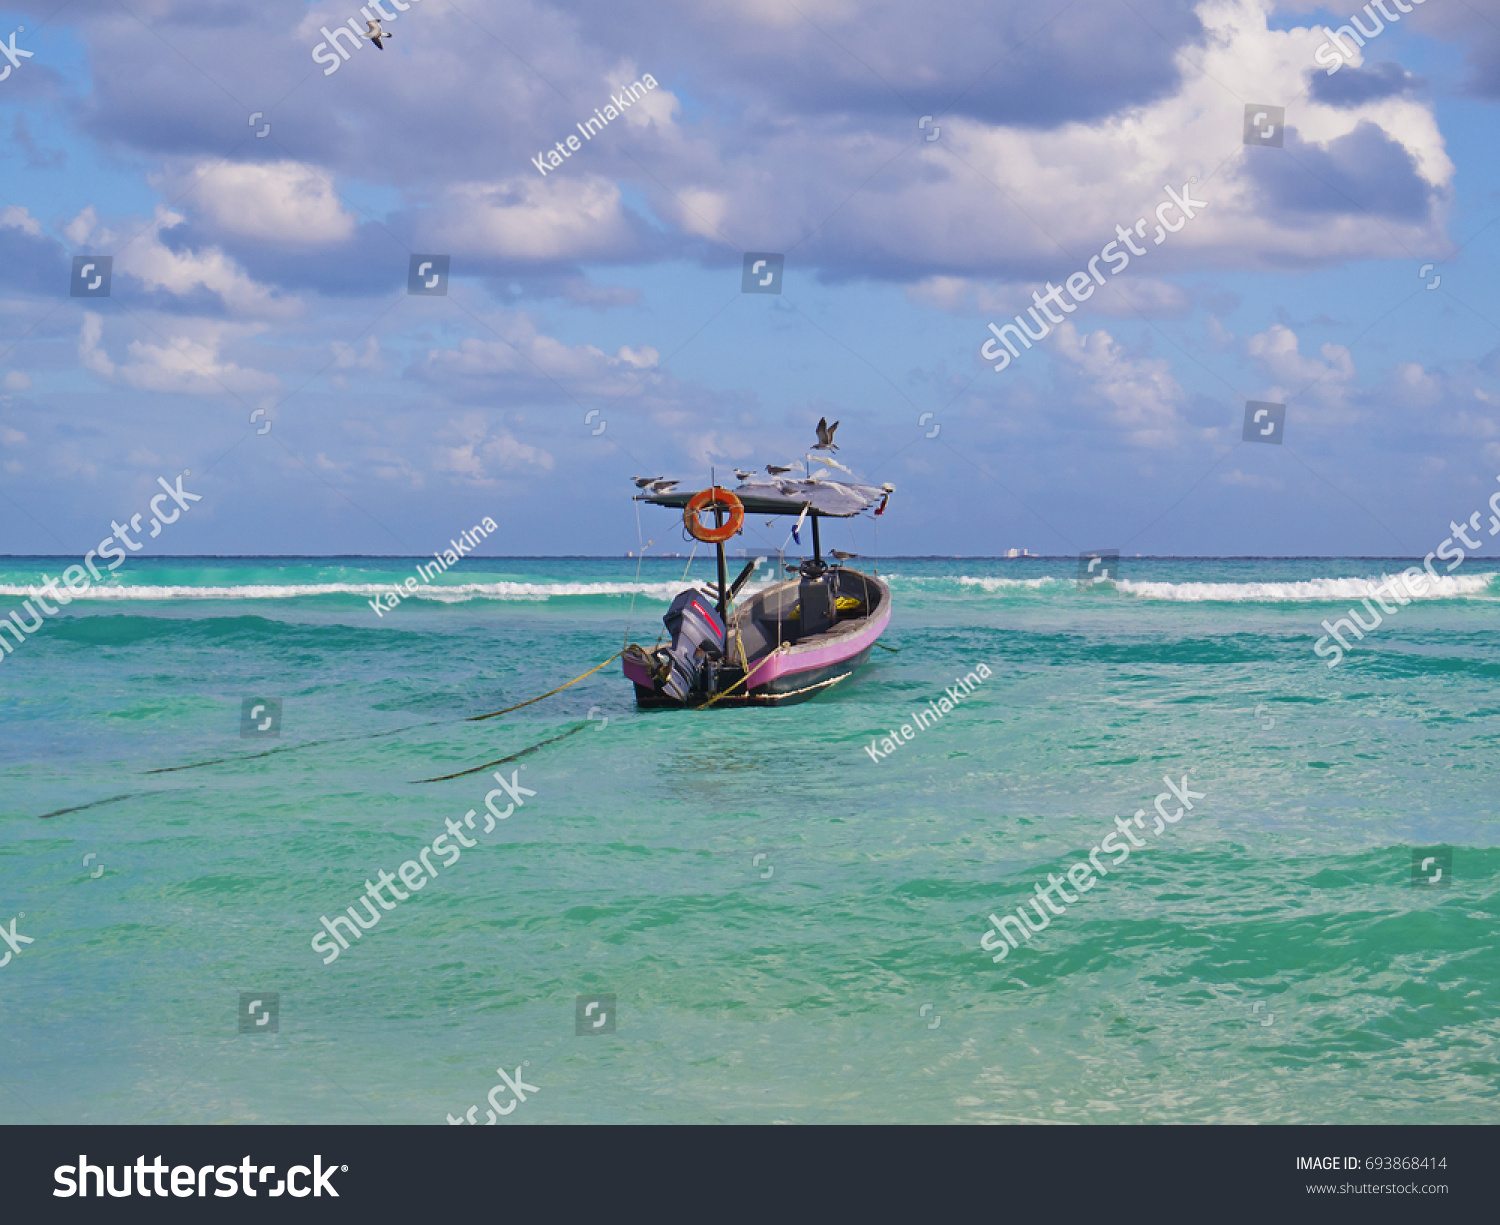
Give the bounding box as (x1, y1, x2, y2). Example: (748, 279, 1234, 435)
(0, 581, 696, 603)
(953, 573, 1499, 601)
(4, 572, 1492, 605)
(1115, 574, 1496, 602)
(957, 575, 1064, 591)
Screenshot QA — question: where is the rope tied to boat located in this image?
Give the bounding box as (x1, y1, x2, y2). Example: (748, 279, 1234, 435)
(693, 641, 788, 710)
(466, 651, 624, 722)
(119, 649, 627, 790)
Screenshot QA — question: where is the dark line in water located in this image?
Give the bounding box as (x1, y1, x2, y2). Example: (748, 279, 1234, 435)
(143, 721, 445, 775)
(412, 724, 587, 784)
(37, 792, 144, 819)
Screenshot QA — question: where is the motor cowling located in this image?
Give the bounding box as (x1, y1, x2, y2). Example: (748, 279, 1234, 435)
(660, 590, 726, 700)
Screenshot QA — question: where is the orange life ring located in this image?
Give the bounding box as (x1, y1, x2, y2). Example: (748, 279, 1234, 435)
(683, 487, 744, 544)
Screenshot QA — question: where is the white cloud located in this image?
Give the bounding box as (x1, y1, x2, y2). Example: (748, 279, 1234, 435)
(425, 176, 637, 261)
(115, 208, 301, 318)
(63, 206, 97, 247)
(1246, 323, 1354, 406)
(1389, 361, 1442, 409)
(2, 371, 33, 391)
(908, 275, 1189, 319)
(190, 161, 357, 245)
(332, 335, 382, 371)
(422, 311, 659, 393)
(1051, 321, 1186, 448)
(659, 0, 1449, 276)
(1219, 468, 1284, 490)
(0, 206, 41, 236)
(434, 412, 554, 484)
(78, 312, 281, 394)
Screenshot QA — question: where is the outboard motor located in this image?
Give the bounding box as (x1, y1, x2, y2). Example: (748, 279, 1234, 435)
(660, 589, 726, 700)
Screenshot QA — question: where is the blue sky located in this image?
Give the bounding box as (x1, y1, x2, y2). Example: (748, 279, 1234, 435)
(4, 0, 1500, 556)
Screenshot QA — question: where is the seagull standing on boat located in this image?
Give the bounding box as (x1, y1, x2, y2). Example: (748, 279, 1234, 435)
(631, 476, 666, 488)
(831, 549, 858, 560)
(813, 417, 840, 451)
(647, 479, 679, 494)
(363, 19, 392, 48)
(733, 468, 756, 482)
(766, 463, 801, 475)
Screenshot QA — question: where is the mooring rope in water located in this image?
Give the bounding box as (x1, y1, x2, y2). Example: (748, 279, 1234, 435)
(143, 720, 443, 775)
(102, 649, 630, 791)
(37, 791, 152, 820)
(411, 722, 588, 783)
(466, 651, 624, 722)
(693, 632, 763, 710)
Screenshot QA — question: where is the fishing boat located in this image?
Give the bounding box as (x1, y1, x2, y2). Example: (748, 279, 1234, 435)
(622, 460, 894, 708)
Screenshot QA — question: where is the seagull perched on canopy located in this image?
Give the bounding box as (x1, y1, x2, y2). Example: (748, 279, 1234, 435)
(733, 468, 756, 482)
(363, 19, 392, 49)
(631, 476, 665, 488)
(813, 416, 840, 451)
(647, 479, 679, 493)
(830, 549, 858, 560)
(766, 462, 801, 475)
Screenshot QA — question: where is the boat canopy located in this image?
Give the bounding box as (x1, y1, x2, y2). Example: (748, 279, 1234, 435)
(638, 478, 891, 519)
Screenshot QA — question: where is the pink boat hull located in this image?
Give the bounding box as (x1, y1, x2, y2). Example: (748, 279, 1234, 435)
(623, 568, 891, 706)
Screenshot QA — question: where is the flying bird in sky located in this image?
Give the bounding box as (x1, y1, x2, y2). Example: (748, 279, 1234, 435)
(813, 417, 840, 451)
(364, 20, 392, 49)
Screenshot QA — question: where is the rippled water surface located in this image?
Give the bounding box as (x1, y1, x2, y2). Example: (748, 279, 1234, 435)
(2, 556, 1497, 1123)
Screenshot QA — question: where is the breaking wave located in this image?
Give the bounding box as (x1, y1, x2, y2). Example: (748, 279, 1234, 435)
(1115, 575, 1497, 602)
(956, 573, 1499, 601)
(0, 581, 701, 603)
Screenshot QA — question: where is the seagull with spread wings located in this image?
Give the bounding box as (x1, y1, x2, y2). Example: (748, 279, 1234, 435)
(813, 416, 839, 451)
(363, 19, 392, 49)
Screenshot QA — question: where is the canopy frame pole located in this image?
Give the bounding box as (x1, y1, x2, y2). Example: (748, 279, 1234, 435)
(714, 497, 729, 625)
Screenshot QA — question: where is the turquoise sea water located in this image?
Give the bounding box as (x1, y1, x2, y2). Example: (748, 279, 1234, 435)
(1, 555, 1497, 1124)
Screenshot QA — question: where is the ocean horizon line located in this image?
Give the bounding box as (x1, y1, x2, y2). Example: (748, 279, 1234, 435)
(2, 554, 1494, 563)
